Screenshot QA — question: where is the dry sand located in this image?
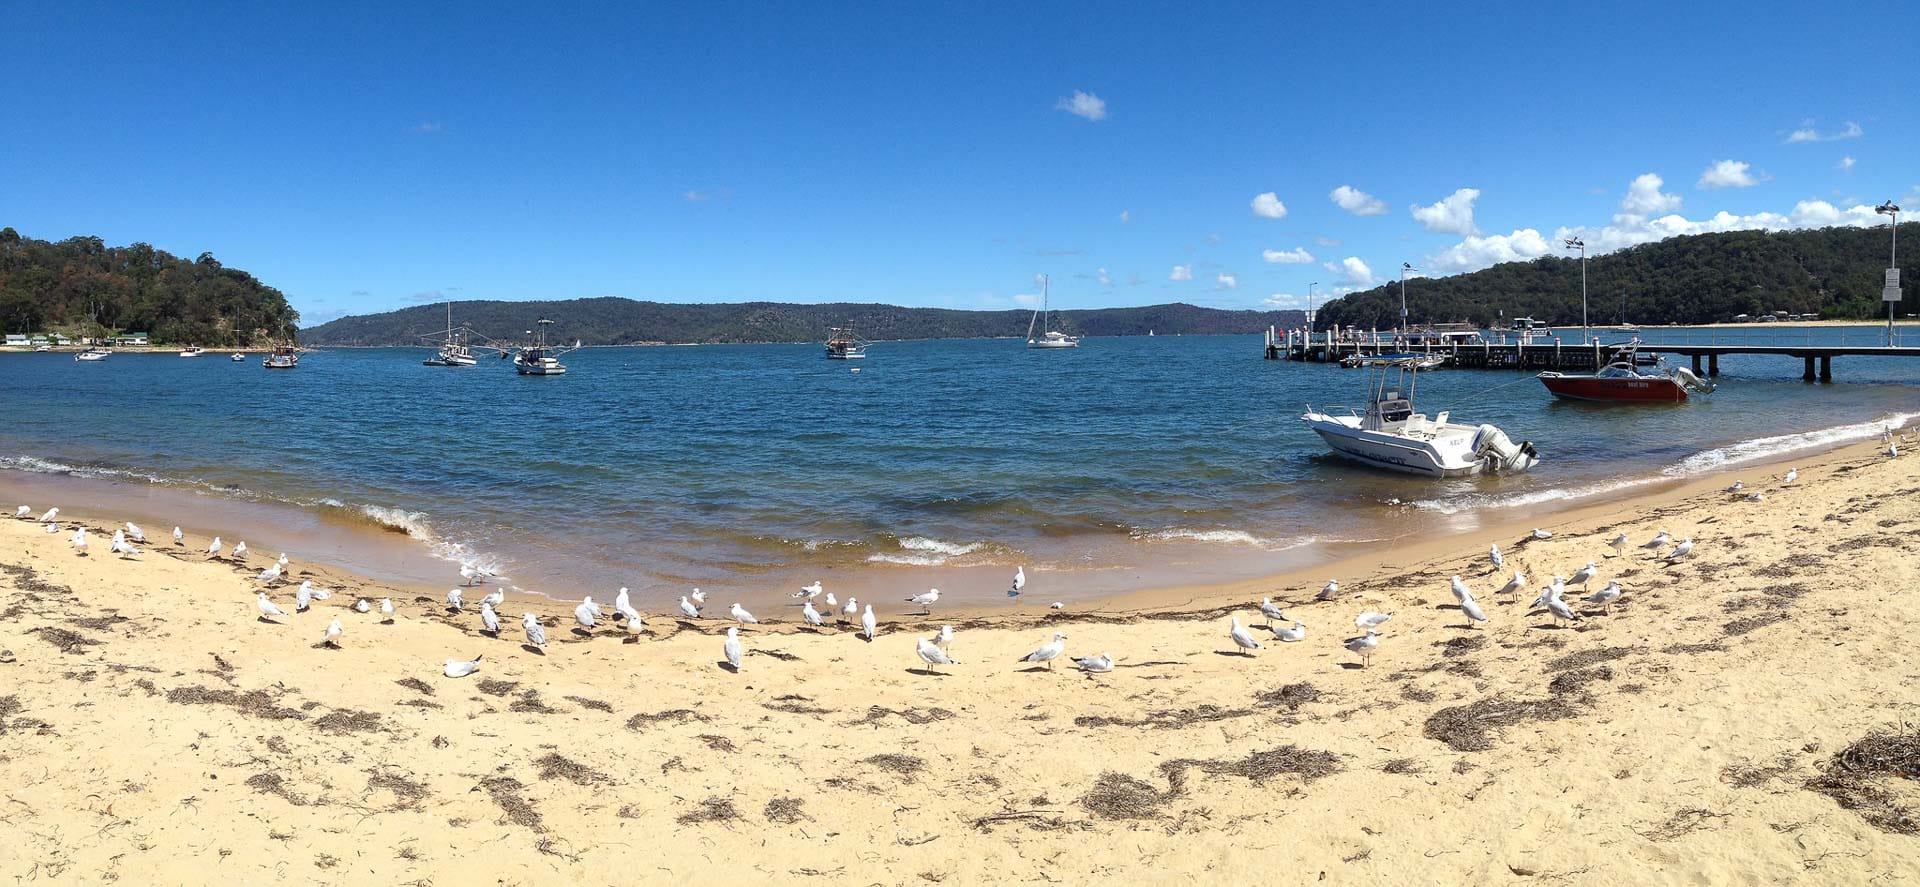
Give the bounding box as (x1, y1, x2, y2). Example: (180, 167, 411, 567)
(2, 438, 1919, 884)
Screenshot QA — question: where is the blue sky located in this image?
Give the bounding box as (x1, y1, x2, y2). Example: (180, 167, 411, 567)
(2, 1, 1914, 326)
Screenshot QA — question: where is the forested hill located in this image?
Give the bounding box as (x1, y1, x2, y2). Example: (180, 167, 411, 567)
(0, 228, 300, 345)
(1315, 222, 1917, 330)
(300, 298, 1306, 346)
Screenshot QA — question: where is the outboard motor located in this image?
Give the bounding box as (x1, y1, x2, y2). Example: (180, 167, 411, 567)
(1670, 365, 1715, 393)
(1472, 424, 1540, 473)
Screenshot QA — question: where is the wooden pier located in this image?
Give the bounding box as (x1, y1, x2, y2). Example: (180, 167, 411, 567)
(1264, 327, 1920, 381)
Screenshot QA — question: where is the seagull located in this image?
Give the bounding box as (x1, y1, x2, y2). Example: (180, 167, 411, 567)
(1019, 632, 1068, 669)
(125, 522, 145, 543)
(1049, 601, 1065, 610)
(1725, 480, 1744, 494)
(574, 599, 597, 630)
(1073, 652, 1115, 674)
(1271, 620, 1307, 642)
(1011, 566, 1026, 595)
(522, 612, 546, 649)
(824, 591, 837, 609)
(1258, 597, 1288, 623)
(110, 530, 140, 556)
(842, 596, 859, 622)
(1354, 611, 1392, 629)
(1747, 491, 1767, 503)
(1890, 441, 1900, 458)
(906, 588, 940, 614)
(582, 596, 604, 618)
(689, 588, 707, 605)
(730, 602, 758, 625)
(207, 535, 227, 557)
(679, 596, 700, 619)
(232, 540, 247, 559)
(861, 604, 878, 641)
(1545, 593, 1579, 626)
(1449, 575, 1472, 604)
(459, 563, 481, 586)
(322, 617, 342, 647)
(1529, 528, 1552, 540)
(480, 601, 501, 633)
(721, 626, 745, 670)
(626, 612, 645, 636)
(1496, 570, 1527, 598)
(1528, 576, 1567, 612)
(258, 563, 283, 583)
(1317, 579, 1340, 601)
(43, 523, 57, 534)
(1783, 467, 1798, 485)
(276, 552, 289, 568)
(354, 598, 371, 613)
(796, 580, 823, 600)
(1640, 531, 1671, 551)
(11, 506, 26, 519)
(1229, 616, 1262, 655)
(1460, 596, 1488, 629)
(936, 624, 954, 648)
(310, 584, 332, 601)
(1606, 533, 1629, 556)
(172, 526, 183, 545)
(801, 600, 824, 627)
(1489, 544, 1504, 569)
(295, 582, 312, 612)
(380, 598, 395, 621)
(916, 635, 958, 673)
(256, 591, 285, 620)
(70, 527, 88, 554)
(613, 587, 640, 621)
(481, 587, 505, 609)
(38, 507, 59, 523)
(444, 655, 482, 678)
(1584, 580, 1622, 614)
(1569, 561, 1598, 591)
(1344, 630, 1380, 667)
(446, 588, 463, 612)
(1666, 538, 1695, 562)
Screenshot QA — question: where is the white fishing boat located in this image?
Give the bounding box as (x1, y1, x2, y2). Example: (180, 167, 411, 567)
(422, 301, 480, 366)
(262, 343, 299, 369)
(514, 319, 576, 375)
(1302, 358, 1538, 477)
(74, 347, 111, 362)
(178, 346, 205, 358)
(1025, 275, 1080, 349)
(824, 325, 868, 359)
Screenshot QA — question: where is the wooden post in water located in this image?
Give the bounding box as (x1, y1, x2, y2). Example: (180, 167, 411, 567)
(1708, 354, 1719, 376)
(1802, 356, 1816, 381)
(1820, 355, 1833, 382)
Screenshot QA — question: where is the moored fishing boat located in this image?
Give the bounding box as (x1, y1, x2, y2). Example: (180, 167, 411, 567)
(1302, 358, 1538, 477)
(263, 343, 299, 369)
(513, 319, 576, 375)
(179, 346, 205, 358)
(824, 325, 868, 359)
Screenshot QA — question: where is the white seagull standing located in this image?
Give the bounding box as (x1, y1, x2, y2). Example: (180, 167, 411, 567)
(1073, 652, 1115, 674)
(626, 612, 645, 636)
(916, 635, 958, 674)
(1317, 579, 1340, 601)
(125, 522, 145, 543)
(1640, 531, 1672, 551)
(905, 588, 940, 614)
(69, 527, 88, 555)
(12, 506, 27, 519)
(860, 604, 878, 641)
(1271, 620, 1307, 642)
(1344, 630, 1380, 667)
(1584, 580, 1623, 614)
(256, 591, 285, 620)
(481, 587, 505, 609)
(480, 601, 501, 633)
(1725, 480, 1745, 495)
(613, 587, 640, 621)
(1606, 534, 1629, 557)
(689, 588, 707, 605)
(824, 591, 837, 609)
(444, 655, 482, 678)
(730, 602, 758, 625)
(1019, 632, 1068, 669)
(1569, 561, 1598, 591)
(1496, 570, 1527, 598)
(445, 587, 463, 611)
(354, 598, 370, 613)
(796, 580, 823, 600)
(110, 530, 140, 556)
(723, 626, 743, 671)
(1460, 596, 1488, 629)
(1489, 544, 1504, 569)
(1449, 575, 1473, 604)
(574, 599, 597, 630)
(582, 596, 603, 618)
(322, 617, 343, 647)
(523, 612, 547, 649)
(842, 596, 859, 623)
(172, 526, 184, 545)
(937, 624, 954, 649)
(232, 540, 247, 559)
(679, 596, 700, 619)
(379, 598, 395, 622)
(1783, 467, 1798, 485)
(1011, 566, 1026, 596)
(1258, 597, 1288, 623)
(258, 563, 283, 583)
(295, 582, 312, 612)
(1528, 576, 1567, 612)
(1545, 593, 1580, 626)
(801, 600, 824, 627)
(1666, 538, 1695, 562)
(1228, 616, 1262, 655)
(38, 507, 59, 523)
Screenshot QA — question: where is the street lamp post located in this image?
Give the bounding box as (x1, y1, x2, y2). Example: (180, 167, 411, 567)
(1563, 237, 1588, 342)
(1399, 263, 1416, 335)
(1307, 281, 1319, 330)
(1878, 201, 1902, 346)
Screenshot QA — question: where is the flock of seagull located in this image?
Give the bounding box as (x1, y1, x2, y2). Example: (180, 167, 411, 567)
(0, 457, 1861, 681)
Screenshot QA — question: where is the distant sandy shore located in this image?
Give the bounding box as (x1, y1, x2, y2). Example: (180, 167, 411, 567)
(3, 435, 1919, 883)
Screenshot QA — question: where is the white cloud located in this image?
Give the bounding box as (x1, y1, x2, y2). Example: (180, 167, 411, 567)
(1056, 90, 1107, 121)
(1262, 247, 1315, 264)
(1324, 256, 1375, 288)
(1697, 159, 1763, 189)
(683, 189, 711, 202)
(1096, 267, 1112, 287)
(1619, 173, 1682, 214)
(1262, 292, 1307, 309)
(1785, 119, 1863, 143)
(1410, 188, 1481, 235)
(1839, 156, 1856, 171)
(1216, 273, 1238, 290)
(1315, 235, 1341, 247)
(1250, 192, 1287, 219)
(1169, 264, 1192, 281)
(1329, 185, 1387, 216)
(1118, 210, 1131, 223)
(1425, 228, 1554, 274)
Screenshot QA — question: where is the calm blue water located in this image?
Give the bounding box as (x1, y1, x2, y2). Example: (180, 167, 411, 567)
(2, 328, 1916, 608)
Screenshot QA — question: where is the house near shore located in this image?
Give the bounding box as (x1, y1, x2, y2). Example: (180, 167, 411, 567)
(112, 332, 150, 346)
(3, 334, 26, 346)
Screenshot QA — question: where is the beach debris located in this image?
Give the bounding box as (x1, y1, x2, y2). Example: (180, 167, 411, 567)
(480, 601, 500, 633)
(861, 604, 878, 640)
(1228, 616, 1261, 655)
(679, 595, 700, 619)
(1258, 596, 1287, 623)
(1345, 629, 1380, 666)
(723, 626, 743, 670)
(321, 617, 342, 647)
(1271, 620, 1307, 642)
(1317, 579, 1340, 600)
(729, 602, 757, 625)
(1585, 580, 1623, 614)
(1073, 652, 1114, 674)
(522, 612, 546, 649)
(256, 591, 286, 621)
(916, 635, 957, 673)
(1019, 632, 1068, 669)
(1354, 611, 1392, 629)
(905, 588, 939, 615)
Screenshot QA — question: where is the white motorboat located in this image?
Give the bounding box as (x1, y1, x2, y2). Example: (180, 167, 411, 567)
(179, 346, 205, 358)
(514, 319, 576, 375)
(1025, 275, 1080, 349)
(75, 347, 111, 362)
(230, 352, 246, 362)
(34, 344, 51, 352)
(1302, 358, 1538, 477)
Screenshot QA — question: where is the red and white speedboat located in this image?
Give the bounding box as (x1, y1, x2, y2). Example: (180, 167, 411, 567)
(1538, 348, 1713, 402)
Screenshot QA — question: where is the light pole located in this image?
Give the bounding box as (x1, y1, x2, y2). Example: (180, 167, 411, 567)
(1563, 237, 1588, 342)
(1308, 281, 1318, 328)
(1399, 263, 1416, 335)
(1878, 200, 1901, 346)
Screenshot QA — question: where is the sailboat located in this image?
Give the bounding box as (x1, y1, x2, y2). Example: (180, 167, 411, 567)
(422, 301, 478, 366)
(514, 319, 578, 375)
(1025, 275, 1080, 349)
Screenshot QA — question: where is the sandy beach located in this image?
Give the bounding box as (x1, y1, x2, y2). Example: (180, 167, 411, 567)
(3, 436, 1919, 885)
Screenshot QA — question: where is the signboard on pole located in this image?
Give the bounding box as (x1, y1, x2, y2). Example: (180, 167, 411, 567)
(1888, 268, 1902, 287)
(1886, 286, 1904, 302)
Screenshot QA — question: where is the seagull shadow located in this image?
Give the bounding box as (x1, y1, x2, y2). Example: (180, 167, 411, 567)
(521, 644, 546, 656)
(1212, 650, 1256, 658)
(906, 667, 950, 677)
(1435, 604, 1463, 611)
(674, 619, 701, 630)
(717, 661, 740, 673)
(1016, 665, 1053, 673)
(381, 618, 395, 626)
(1337, 662, 1367, 670)
(570, 627, 594, 638)
(257, 616, 280, 624)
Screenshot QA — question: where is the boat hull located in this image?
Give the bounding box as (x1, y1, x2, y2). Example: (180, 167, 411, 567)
(1026, 340, 1079, 349)
(1538, 373, 1686, 402)
(1301, 417, 1477, 477)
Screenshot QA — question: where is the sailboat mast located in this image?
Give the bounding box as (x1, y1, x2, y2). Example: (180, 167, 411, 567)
(1041, 275, 1050, 331)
